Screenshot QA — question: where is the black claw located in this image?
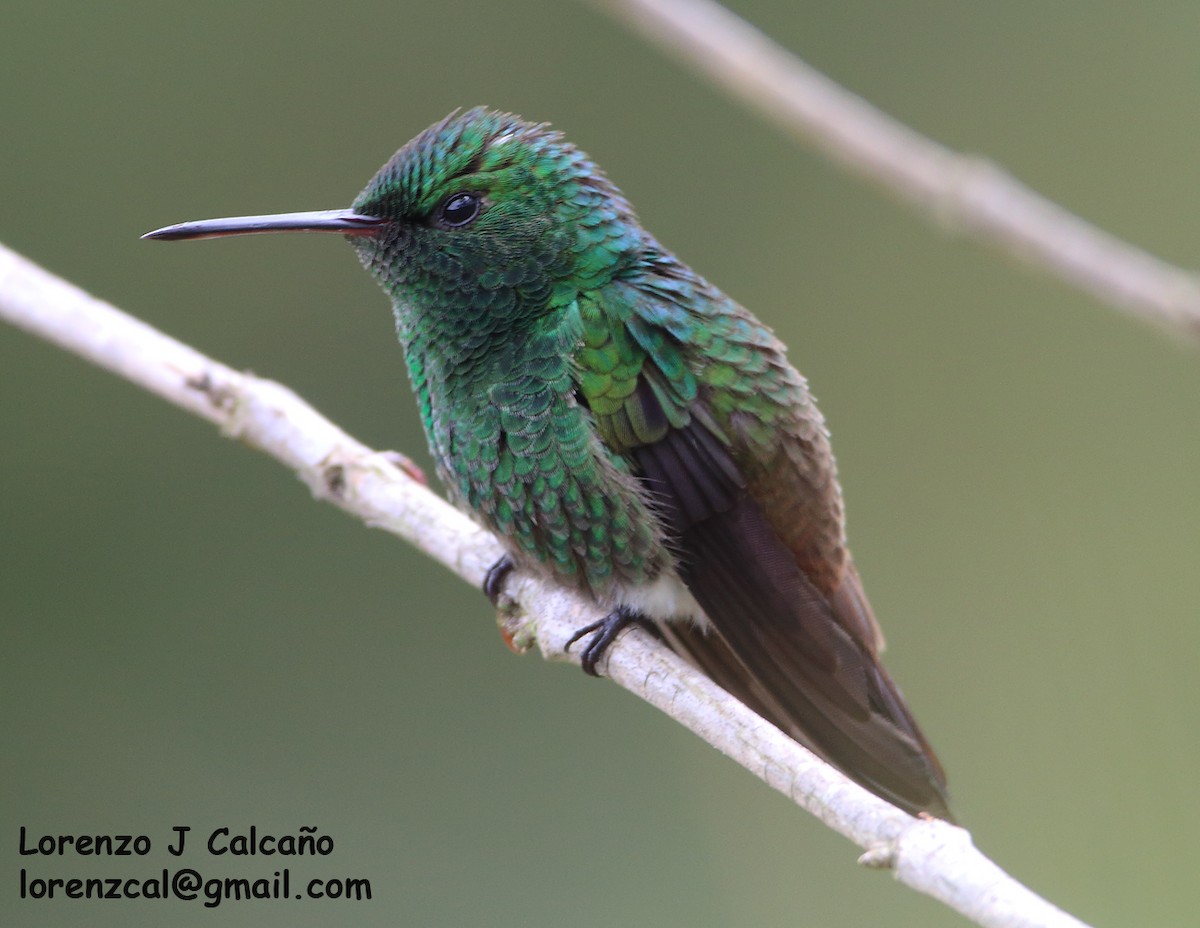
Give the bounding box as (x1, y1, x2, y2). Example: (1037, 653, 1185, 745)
(483, 555, 516, 606)
(565, 606, 639, 676)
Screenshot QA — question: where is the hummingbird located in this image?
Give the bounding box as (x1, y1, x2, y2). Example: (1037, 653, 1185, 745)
(144, 107, 951, 819)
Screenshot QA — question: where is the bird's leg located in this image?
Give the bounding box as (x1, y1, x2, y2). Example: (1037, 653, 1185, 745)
(483, 554, 516, 606)
(566, 605, 641, 677)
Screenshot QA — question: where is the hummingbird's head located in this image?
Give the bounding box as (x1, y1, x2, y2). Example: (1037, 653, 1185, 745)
(348, 108, 643, 328)
(143, 108, 643, 345)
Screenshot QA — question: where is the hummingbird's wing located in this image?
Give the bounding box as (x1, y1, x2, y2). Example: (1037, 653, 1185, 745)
(633, 419, 951, 820)
(576, 282, 951, 819)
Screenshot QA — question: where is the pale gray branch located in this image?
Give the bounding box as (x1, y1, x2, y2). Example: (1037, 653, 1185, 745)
(0, 242, 1091, 928)
(592, 0, 1200, 339)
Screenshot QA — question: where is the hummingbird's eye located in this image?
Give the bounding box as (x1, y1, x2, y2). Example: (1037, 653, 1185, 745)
(437, 192, 482, 228)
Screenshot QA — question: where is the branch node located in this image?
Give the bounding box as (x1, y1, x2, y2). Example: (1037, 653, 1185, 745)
(322, 462, 348, 499)
(378, 449, 428, 486)
(497, 602, 536, 655)
(302, 446, 361, 506)
(185, 366, 238, 415)
(932, 154, 1008, 234)
(858, 841, 897, 870)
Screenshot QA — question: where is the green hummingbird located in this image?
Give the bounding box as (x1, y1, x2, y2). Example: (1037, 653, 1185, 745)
(144, 107, 951, 819)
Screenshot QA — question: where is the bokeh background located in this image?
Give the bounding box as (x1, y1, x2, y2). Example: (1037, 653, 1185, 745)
(4, 2, 1199, 925)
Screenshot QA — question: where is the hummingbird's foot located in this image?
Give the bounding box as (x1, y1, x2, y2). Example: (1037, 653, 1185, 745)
(483, 554, 516, 606)
(566, 606, 640, 677)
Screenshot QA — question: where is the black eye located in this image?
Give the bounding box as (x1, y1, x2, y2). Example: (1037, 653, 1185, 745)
(438, 192, 481, 228)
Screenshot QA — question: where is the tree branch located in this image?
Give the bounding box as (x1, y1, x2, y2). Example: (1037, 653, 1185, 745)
(591, 0, 1200, 340)
(0, 241, 1091, 927)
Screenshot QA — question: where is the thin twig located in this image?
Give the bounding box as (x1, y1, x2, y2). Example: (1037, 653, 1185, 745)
(591, 0, 1200, 339)
(0, 242, 1091, 928)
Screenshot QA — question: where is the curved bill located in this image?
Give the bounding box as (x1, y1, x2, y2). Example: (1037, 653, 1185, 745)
(142, 209, 387, 242)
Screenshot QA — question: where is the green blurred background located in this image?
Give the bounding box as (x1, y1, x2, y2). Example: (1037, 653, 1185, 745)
(3, 1, 1198, 925)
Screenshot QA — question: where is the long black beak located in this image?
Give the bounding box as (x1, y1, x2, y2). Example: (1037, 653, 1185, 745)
(142, 209, 387, 241)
